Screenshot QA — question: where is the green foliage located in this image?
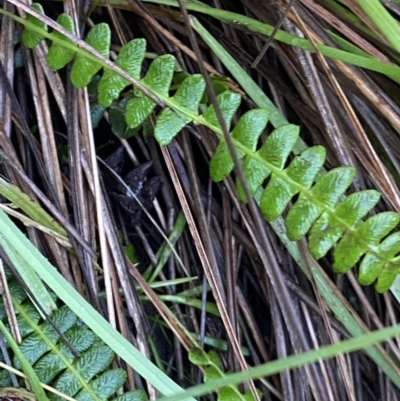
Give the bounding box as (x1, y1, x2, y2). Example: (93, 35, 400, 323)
(71, 23, 110, 88)
(46, 14, 75, 69)
(189, 348, 262, 401)
(126, 54, 175, 129)
(0, 277, 148, 401)
(21, 3, 47, 48)
(20, 6, 400, 292)
(155, 74, 205, 145)
(98, 38, 146, 107)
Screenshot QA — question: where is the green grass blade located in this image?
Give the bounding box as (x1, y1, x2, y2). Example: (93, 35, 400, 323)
(191, 17, 286, 129)
(155, 323, 400, 401)
(0, 320, 49, 401)
(190, 15, 400, 386)
(0, 210, 195, 401)
(0, 177, 67, 236)
(140, 0, 400, 83)
(0, 213, 57, 316)
(355, 0, 400, 53)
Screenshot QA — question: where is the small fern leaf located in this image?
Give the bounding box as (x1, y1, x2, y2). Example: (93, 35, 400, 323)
(203, 91, 241, 129)
(52, 371, 81, 401)
(204, 366, 221, 382)
(115, 391, 148, 401)
(125, 54, 175, 128)
(375, 258, 400, 293)
(74, 369, 126, 401)
(0, 370, 12, 388)
(237, 124, 299, 200)
(244, 389, 263, 401)
(333, 212, 400, 273)
(76, 345, 114, 380)
(308, 190, 381, 258)
(46, 14, 76, 69)
(125, 96, 154, 129)
(16, 303, 41, 337)
(71, 23, 111, 88)
(53, 345, 114, 400)
(260, 146, 326, 221)
(208, 349, 221, 367)
(155, 74, 205, 145)
(359, 232, 400, 291)
(34, 328, 95, 383)
(9, 279, 29, 304)
(218, 387, 242, 401)
(22, 3, 47, 48)
(376, 269, 400, 293)
(98, 39, 146, 107)
(188, 347, 210, 365)
(286, 167, 356, 240)
(14, 306, 77, 368)
(260, 175, 297, 221)
(210, 109, 269, 182)
(286, 146, 326, 187)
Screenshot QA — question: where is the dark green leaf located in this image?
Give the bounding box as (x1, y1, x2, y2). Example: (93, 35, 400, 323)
(91, 104, 106, 128)
(115, 391, 148, 401)
(34, 328, 95, 383)
(14, 306, 77, 368)
(76, 345, 114, 380)
(75, 369, 126, 401)
(91, 369, 126, 398)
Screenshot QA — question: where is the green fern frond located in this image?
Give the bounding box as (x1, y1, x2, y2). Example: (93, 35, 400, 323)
(0, 277, 147, 401)
(17, 5, 400, 292)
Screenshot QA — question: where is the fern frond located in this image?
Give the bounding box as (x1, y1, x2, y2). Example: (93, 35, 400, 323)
(17, 5, 400, 292)
(1, 277, 148, 401)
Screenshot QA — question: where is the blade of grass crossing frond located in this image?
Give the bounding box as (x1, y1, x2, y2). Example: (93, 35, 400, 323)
(191, 14, 400, 305)
(0, 320, 49, 401)
(155, 323, 400, 401)
(0, 213, 57, 316)
(0, 210, 196, 401)
(272, 217, 400, 386)
(190, 17, 400, 386)
(190, 17, 286, 129)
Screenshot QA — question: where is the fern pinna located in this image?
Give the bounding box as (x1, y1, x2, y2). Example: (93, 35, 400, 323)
(0, 274, 147, 401)
(19, 4, 400, 292)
